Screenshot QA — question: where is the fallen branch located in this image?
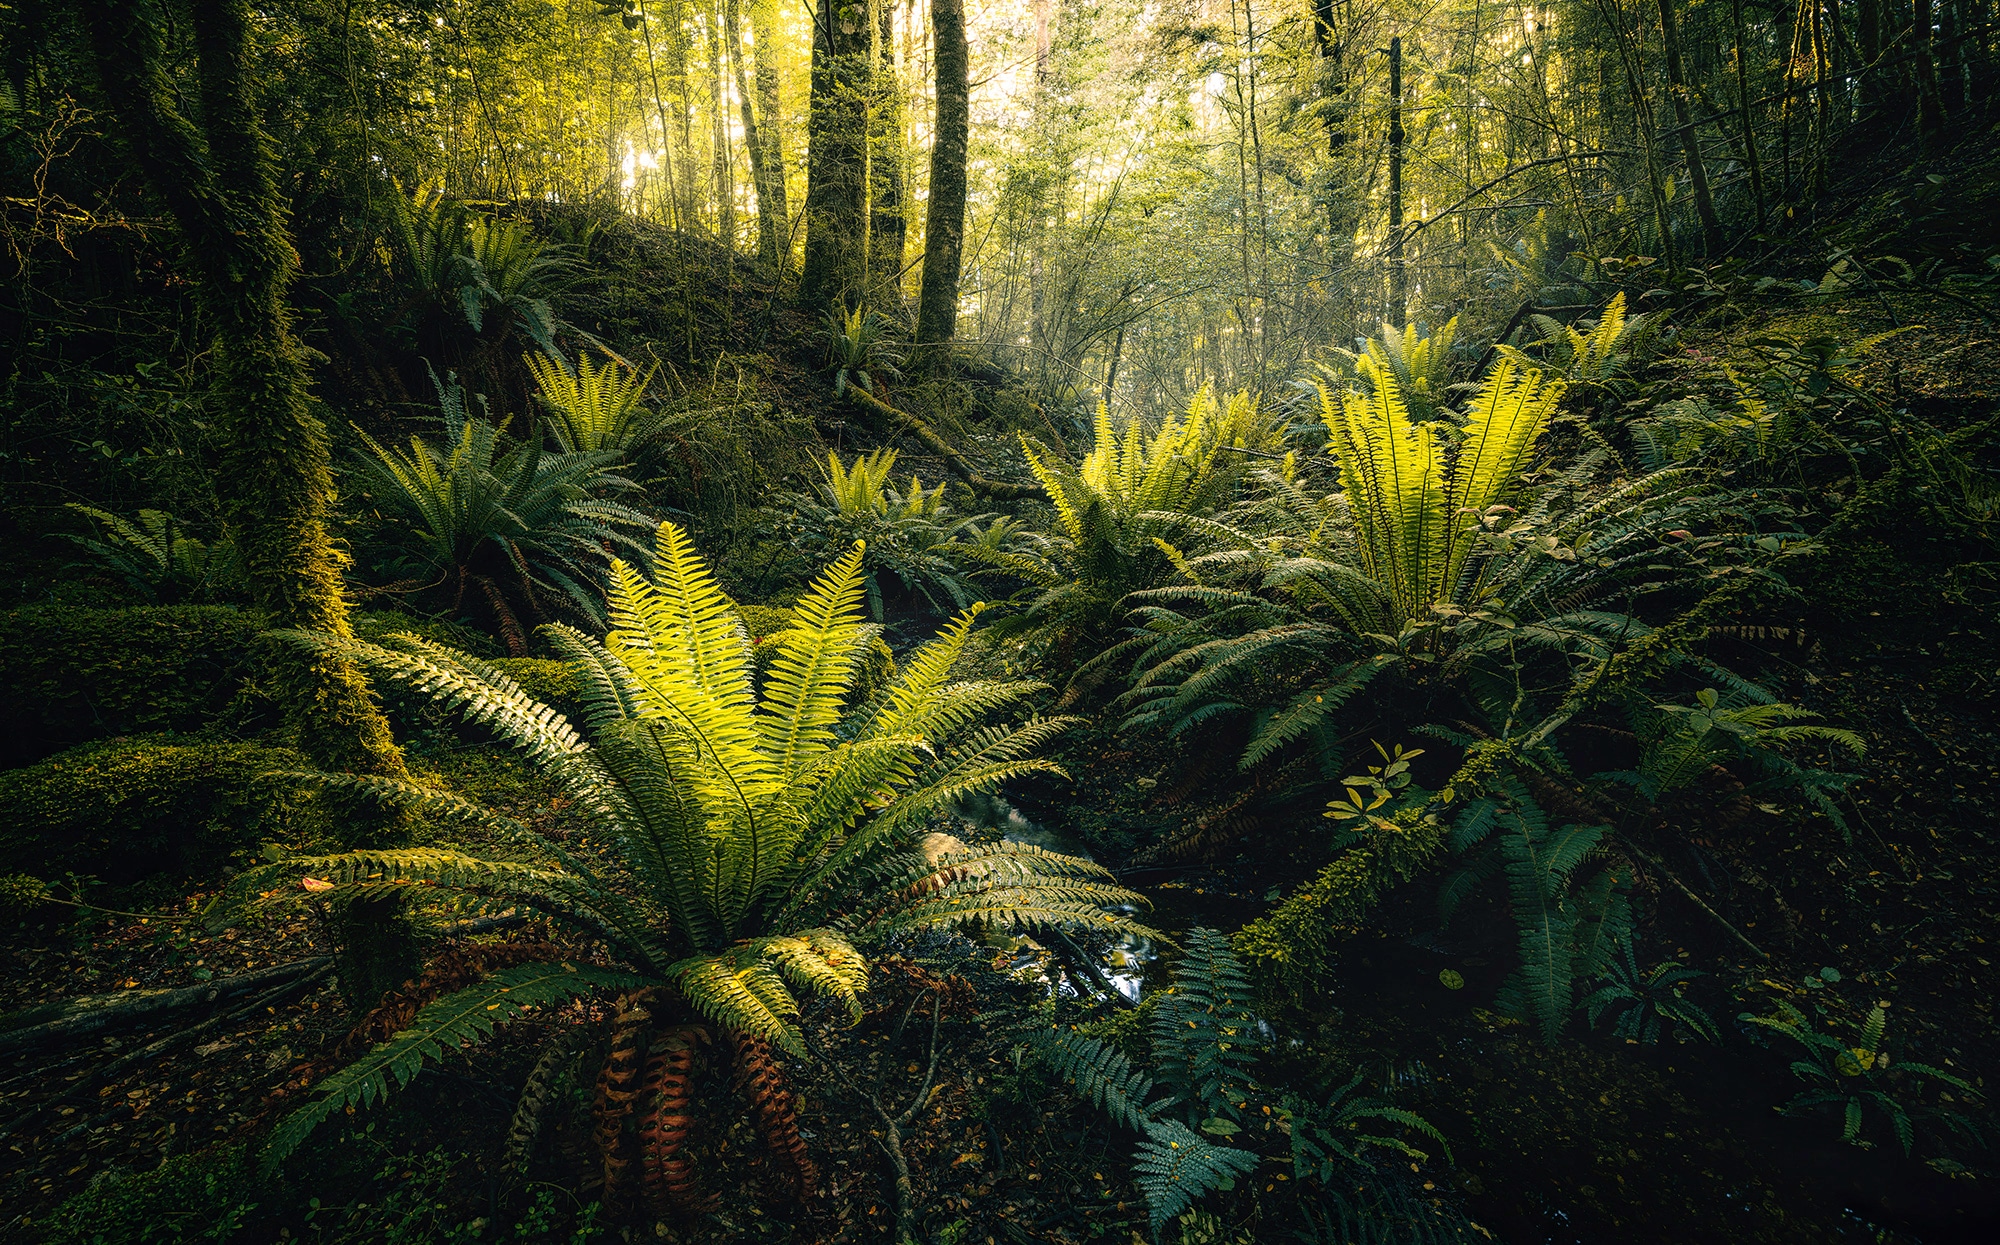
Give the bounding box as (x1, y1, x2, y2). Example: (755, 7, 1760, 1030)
(867, 994, 944, 1245)
(844, 385, 1046, 501)
(1625, 844, 1770, 961)
(0, 958, 332, 1058)
(0, 915, 523, 1060)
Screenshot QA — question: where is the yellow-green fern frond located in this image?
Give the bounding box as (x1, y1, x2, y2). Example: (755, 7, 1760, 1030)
(757, 541, 869, 776)
(526, 349, 655, 454)
(668, 948, 807, 1054)
(822, 448, 900, 516)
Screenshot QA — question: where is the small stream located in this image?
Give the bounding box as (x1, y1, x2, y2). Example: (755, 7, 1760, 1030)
(950, 790, 1241, 1006)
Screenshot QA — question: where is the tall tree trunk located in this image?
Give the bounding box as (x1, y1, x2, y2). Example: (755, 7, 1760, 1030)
(1387, 35, 1405, 328)
(1914, 0, 1947, 135)
(726, 0, 781, 269)
(915, 0, 968, 349)
(1311, 0, 1357, 273)
(1655, 0, 1725, 254)
(85, 0, 418, 1007)
(801, 0, 871, 309)
(705, 4, 733, 249)
(748, 0, 791, 267)
(868, 0, 908, 305)
(637, 0, 684, 232)
(1859, 0, 1883, 115)
(1731, 0, 1768, 226)
(83, 0, 405, 785)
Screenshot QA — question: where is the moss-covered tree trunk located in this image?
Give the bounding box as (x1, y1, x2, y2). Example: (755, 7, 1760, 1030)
(726, 0, 783, 271)
(914, 0, 968, 350)
(867, 0, 908, 307)
(748, 0, 792, 267)
(801, 0, 871, 310)
(85, 0, 417, 1006)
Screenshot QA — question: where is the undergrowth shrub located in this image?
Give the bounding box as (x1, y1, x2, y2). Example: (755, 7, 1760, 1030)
(0, 738, 313, 887)
(0, 605, 270, 766)
(41, 1145, 256, 1245)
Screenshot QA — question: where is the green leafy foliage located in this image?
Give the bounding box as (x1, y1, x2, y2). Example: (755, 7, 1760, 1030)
(1282, 1073, 1452, 1179)
(349, 367, 656, 649)
(264, 961, 646, 1170)
(524, 346, 691, 459)
(1035, 929, 1445, 1232)
(1319, 357, 1564, 630)
(1441, 784, 1630, 1041)
(780, 449, 1009, 619)
(1148, 927, 1264, 1124)
(1324, 317, 1461, 421)
(823, 305, 905, 397)
(1741, 999, 1984, 1154)
(1498, 292, 1665, 382)
(1607, 688, 1865, 833)
(42, 1144, 255, 1245)
(981, 389, 1281, 668)
(386, 190, 568, 350)
(0, 737, 311, 887)
(219, 522, 1143, 1162)
(0, 605, 269, 766)
(59, 504, 242, 604)
(1130, 1120, 1261, 1230)
(1581, 946, 1719, 1044)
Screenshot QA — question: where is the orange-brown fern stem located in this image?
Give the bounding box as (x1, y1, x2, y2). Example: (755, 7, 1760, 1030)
(593, 989, 655, 1207)
(637, 1025, 715, 1213)
(728, 1029, 820, 1198)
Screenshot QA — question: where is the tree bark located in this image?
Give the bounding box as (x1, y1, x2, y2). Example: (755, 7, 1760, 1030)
(914, 0, 969, 349)
(867, 0, 908, 304)
(1387, 36, 1405, 328)
(801, 0, 871, 310)
(1655, 0, 1725, 255)
(748, 0, 791, 268)
(1731, 0, 1768, 226)
(83, 0, 405, 789)
(1914, 0, 1947, 135)
(726, 0, 782, 269)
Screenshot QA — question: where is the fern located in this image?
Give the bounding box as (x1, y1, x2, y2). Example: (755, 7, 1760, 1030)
(1325, 317, 1461, 421)
(1150, 928, 1263, 1123)
(262, 962, 645, 1171)
(1032, 1028, 1156, 1131)
(526, 347, 685, 458)
(245, 522, 1144, 1165)
(1131, 1120, 1260, 1231)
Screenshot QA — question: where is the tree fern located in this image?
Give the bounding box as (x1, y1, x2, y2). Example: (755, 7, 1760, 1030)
(526, 347, 675, 457)
(236, 521, 1143, 1165)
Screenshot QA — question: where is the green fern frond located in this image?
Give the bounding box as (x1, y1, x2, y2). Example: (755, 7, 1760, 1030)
(262, 962, 644, 1171)
(758, 541, 869, 776)
(1032, 1029, 1156, 1131)
(1131, 1120, 1259, 1231)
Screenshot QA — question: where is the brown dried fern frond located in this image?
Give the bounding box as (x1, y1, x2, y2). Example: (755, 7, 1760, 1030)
(592, 988, 656, 1206)
(637, 1025, 714, 1212)
(728, 1029, 819, 1198)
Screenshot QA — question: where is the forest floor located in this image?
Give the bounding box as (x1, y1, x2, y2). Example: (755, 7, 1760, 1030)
(5, 228, 2000, 1245)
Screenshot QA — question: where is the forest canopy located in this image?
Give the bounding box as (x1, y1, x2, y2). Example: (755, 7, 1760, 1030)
(2, 0, 1997, 1242)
